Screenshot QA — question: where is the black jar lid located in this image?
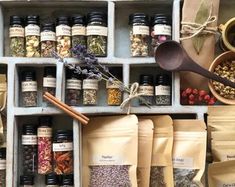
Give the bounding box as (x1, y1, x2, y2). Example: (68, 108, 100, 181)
(72, 15, 86, 25)
(10, 15, 24, 26)
(61, 174, 74, 185)
(140, 74, 153, 85)
(156, 74, 171, 85)
(152, 14, 171, 25)
(44, 67, 56, 77)
(129, 13, 149, 25)
(26, 15, 40, 25)
(54, 129, 73, 141)
(22, 70, 36, 81)
(0, 147, 6, 159)
(23, 124, 37, 135)
(87, 11, 107, 20)
(45, 173, 59, 185)
(56, 16, 70, 26)
(39, 116, 52, 126)
(41, 22, 55, 32)
(20, 175, 34, 185)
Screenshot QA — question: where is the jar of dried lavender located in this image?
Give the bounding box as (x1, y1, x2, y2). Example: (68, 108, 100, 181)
(41, 22, 56, 57)
(71, 15, 86, 56)
(43, 67, 56, 104)
(20, 175, 34, 187)
(155, 74, 171, 105)
(61, 174, 74, 187)
(25, 15, 40, 57)
(0, 148, 6, 187)
(83, 78, 98, 105)
(21, 70, 38, 107)
(9, 15, 25, 57)
(37, 116, 53, 175)
(129, 13, 150, 57)
(87, 12, 107, 57)
(22, 124, 37, 174)
(56, 16, 71, 58)
(139, 74, 154, 105)
(45, 173, 59, 187)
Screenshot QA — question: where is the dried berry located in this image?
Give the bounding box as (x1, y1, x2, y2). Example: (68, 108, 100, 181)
(188, 94, 195, 101)
(199, 90, 207, 97)
(192, 88, 199, 95)
(185, 88, 193, 95)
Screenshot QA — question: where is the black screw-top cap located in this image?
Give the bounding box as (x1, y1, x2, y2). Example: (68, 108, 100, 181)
(140, 74, 153, 85)
(10, 15, 24, 26)
(156, 74, 171, 85)
(41, 22, 55, 32)
(87, 11, 107, 20)
(22, 70, 36, 81)
(22, 124, 37, 135)
(26, 15, 40, 25)
(129, 13, 149, 25)
(44, 67, 56, 77)
(20, 175, 34, 185)
(61, 174, 74, 185)
(38, 116, 52, 126)
(45, 173, 59, 185)
(152, 14, 171, 25)
(0, 148, 6, 159)
(72, 15, 85, 25)
(56, 16, 70, 26)
(54, 129, 73, 142)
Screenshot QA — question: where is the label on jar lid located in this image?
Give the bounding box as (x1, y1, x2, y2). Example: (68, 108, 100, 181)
(0, 160, 6, 170)
(154, 24, 171, 36)
(38, 127, 52, 137)
(72, 25, 86, 36)
(139, 86, 154, 96)
(41, 31, 56, 42)
(22, 135, 37, 145)
(22, 81, 37, 92)
(9, 27, 24, 37)
(53, 142, 73, 152)
(155, 85, 171, 96)
(133, 25, 150, 35)
(86, 26, 108, 36)
(25, 24, 40, 36)
(56, 25, 71, 36)
(83, 79, 98, 90)
(43, 77, 56, 88)
(106, 81, 120, 89)
(66, 79, 82, 90)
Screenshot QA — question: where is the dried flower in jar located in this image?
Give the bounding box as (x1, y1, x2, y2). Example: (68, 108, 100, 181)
(83, 79, 98, 105)
(139, 74, 154, 105)
(106, 80, 122, 106)
(43, 67, 56, 105)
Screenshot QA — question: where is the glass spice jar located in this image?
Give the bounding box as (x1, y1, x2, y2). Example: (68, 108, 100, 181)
(65, 69, 82, 106)
(56, 16, 71, 58)
(71, 15, 86, 56)
(106, 80, 122, 106)
(83, 78, 98, 105)
(41, 22, 56, 57)
(61, 174, 74, 187)
(139, 74, 154, 105)
(155, 74, 171, 106)
(25, 15, 40, 57)
(43, 67, 56, 104)
(20, 175, 34, 187)
(129, 13, 150, 57)
(9, 15, 25, 57)
(21, 70, 38, 107)
(53, 130, 73, 175)
(87, 12, 107, 57)
(0, 148, 6, 187)
(45, 173, 60, 187)
(37, 116, 53, 175)
(22, 124, 37, 174)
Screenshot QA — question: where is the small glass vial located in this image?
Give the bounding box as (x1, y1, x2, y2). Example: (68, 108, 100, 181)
(21, 70, 38, 107)
(71, 15, 86, 56)
(65, 69, 82, 106)
(61, 174, 74, 187)
(155, 74, 171, 106)
(53, 130, 73, 175)
(139, 75, 154, 105)
(83, 78, 98, 105)
(43, 67, 56, 104)
(9, 15, 25, 57)
(87, 12, 107, 57)
(25, 15, 40, 57)
(129, 13, 150, 57)
(45, 173, 59, 187)
(56, 16, 71, 58)
(22, 124, 37, 174)
(38, 116, 53, 174)
(20, 175, 34, 187)
(41, 22, 56, 57)
(0, 148, 6, 187)
(106, 80, 122, 106)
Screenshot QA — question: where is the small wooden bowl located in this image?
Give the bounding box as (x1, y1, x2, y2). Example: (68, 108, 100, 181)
(208, 51, 235, 104)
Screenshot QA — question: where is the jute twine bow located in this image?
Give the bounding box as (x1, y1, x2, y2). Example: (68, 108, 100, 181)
(180, 5, 217, 41)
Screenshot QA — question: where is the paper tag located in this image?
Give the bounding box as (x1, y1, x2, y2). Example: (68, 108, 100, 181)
(9, 27, 24, 37)
(83, 79, 98, 90)
(86, 26, 108, 36)
(139, 86, 154, 96)
(41, 31, 56, 41)
(43, 77, 56, 88)
(217, 182, 235, 187)
(0, 160, 6, 170)
(221, 154, 235, 161)
(56, 25, 71, 36)
(72, 25, 86, 36)
(53, 142, 73, 152)
(173, 157, 193, 168)
(22, 135, 37, 145)
(155, 85, 170, 96)
(133, 25, 150, 35)
(154, 24, 171, 36)
(66, 79, 81, 90)
(38, 127, 52, 137)
(25, 24, 40, 36)
(106, 81, 120, 89)
(22, 81, 37, 92)
(91, 155, 123, 165)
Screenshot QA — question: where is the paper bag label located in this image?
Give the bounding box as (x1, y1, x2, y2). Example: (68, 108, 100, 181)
(91, 155, 123, 165)
(173, 157, 193, 168)
(217, 182, 235, 187)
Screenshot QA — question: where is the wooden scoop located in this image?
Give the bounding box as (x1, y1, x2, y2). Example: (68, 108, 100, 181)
(155, 40, 235, 88)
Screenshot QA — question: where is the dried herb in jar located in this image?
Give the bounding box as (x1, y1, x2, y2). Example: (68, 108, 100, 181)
(139, 74, 154, 105)
(25, 15, 40, 57)
(173, 169, 199, 187)
(9, 15, 25, 57)
(43, 67, 56, 105)
(106, 80, 122, 106)
(83, 79, 98, 105)
(0, 148, 6, 187)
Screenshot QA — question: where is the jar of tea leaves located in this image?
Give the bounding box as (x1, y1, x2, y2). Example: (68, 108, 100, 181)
(22, 124, 37, 174)
(43, 67, 56, 104)
(129, 13, 150, 57)
(83, 78, 98, 105)
(45, 173, 59, 187)
(87, 12, 107, 57)
(41, 22, 56, 57)
(0, 148, 6, 187)
(155, 74, 171, 105)
(71, 15, 86, 56)
(139, 74, 154, 105)
(21, 70, 38, 107)
(9, 15, 25, 57)
(56, 16, 71, 58)
(65, 69, 82, 106)
(61, 174, 74, 187)
(25, 15, 40, 57)
(20, 175, 34, 187)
